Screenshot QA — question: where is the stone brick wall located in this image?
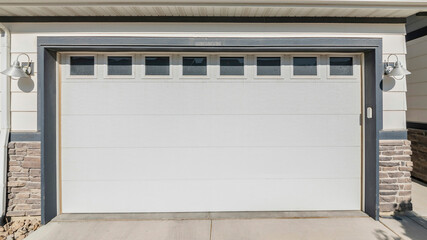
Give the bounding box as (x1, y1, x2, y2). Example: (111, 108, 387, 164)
(379, 140, 413, 216)
(6, 142, 41, 218)
(408, 128, 427, 183)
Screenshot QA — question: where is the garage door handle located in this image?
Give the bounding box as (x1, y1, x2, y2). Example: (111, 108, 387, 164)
(366, 107, 373, 119)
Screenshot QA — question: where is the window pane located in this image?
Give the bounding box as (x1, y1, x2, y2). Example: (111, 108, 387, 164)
(183, 57, 207, 75)
(257, 57, 281, 76)
(220, 57, 244, 76)
(330, 57, 353, 76)
(108, 56, 132, 75)
(145, 57, 170, 75)
(293, 57, 317, 76)
(70, 56, 94, 75)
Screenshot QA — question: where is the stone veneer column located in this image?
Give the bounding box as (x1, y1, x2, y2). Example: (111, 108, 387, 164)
(6, 142, 41, 218)
(379, 140, 413, 216)
(407, 128, 427, 183)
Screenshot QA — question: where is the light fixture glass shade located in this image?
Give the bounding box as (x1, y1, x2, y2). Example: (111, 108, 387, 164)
(388, 60, 411, 77)
(1, 60, 29, 78)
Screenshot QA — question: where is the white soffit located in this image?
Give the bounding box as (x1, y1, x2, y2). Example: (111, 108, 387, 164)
(0, 1, 425, 17)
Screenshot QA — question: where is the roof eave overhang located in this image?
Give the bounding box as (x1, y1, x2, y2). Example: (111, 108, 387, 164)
(0, 1, 425, 18)
(1, 0, 427, 9)
(0, 0, 427, 8)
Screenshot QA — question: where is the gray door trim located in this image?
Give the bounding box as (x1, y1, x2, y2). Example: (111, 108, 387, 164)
(37, 36, 383, 224)
(379, 130, 408, 140)
(9, 132, 41, 142)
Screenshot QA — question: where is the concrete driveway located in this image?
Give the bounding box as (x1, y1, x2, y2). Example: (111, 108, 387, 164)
(22, 180, 427, 240)
(380, 179, 427, 240)
(25, 211, 401, 240)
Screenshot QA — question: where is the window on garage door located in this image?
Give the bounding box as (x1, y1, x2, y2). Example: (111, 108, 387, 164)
(145, 56, 170, 76)
(66, 54, 358, 80)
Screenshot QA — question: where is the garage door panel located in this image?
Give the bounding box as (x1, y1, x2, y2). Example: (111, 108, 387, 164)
(61, 81, 361, 115)
(60, 53, 362, 213)
(62, 115, 361, 148)
(61, 147, 361, 181)
(62, 178, 360, 213)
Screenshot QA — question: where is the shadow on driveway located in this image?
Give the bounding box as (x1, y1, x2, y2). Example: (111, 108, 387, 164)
(380, 178, 427, 240)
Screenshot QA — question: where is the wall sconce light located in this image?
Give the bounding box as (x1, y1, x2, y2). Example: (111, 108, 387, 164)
(1, 53, 33, 78)
(384, 54, 411, 80)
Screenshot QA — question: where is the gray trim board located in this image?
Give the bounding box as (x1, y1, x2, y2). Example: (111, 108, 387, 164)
(37, 36, 383, 224)
(406, 26, 427, 42)
(379, 130, 408, 140)
(363, 48, 381, 221)
(0, 16, 406, 24)
(38, 36, 383, 48)
(38, 47, 57, 225)
(9, 132, 41, 142)
(407, 121, 427, 130)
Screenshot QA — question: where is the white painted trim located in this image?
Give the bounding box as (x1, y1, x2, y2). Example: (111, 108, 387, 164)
(326, 55, 356, 79)
(290, 55, 321, 79)
(217, 55, 248, 80)
(177, 54, 210, 79)
(360, 52, 366, 212)
(253, 55, 285, 80)
(66, 54, 98, 79)
(56, 52, 61, 215)
(103, 54, 136, 79)
(0, 23, 10, 222)
(141, 54, 173, 79)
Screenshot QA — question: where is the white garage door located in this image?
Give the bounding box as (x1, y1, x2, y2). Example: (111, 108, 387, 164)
(60, 53, 362, 213)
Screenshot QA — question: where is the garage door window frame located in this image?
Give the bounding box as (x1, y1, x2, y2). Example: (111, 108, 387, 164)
(291, 55, 321, 78)
(67, 54, 98, 78)
(218, 55, 248, 79)
(104, 54, 136, 78)
(143, 54, 172, 78)
(37, 36, 383, 224)
(255, 55, 285, 79)
(179, 54, 211, 79)
(327, 55, 356, 79)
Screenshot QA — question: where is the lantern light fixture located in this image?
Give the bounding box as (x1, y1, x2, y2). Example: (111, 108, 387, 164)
(1, 53, 33, 78)
(384, 54, 411, 80)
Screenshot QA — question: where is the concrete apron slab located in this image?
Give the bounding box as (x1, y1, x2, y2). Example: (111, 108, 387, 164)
(53, 211, 366, 221)
(25, 219, 211, 240)
(376, 180, 427, 240)
(380, 215, 427, 240)
(212, 218, 399, 240)
(25, 212, 400, 240)
(412, 179, 427, 217)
